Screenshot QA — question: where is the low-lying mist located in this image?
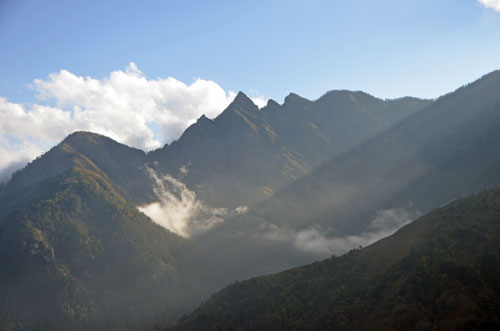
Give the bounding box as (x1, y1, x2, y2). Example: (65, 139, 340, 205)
(138, 168, 247, 237)
(261, 207, 420, 257)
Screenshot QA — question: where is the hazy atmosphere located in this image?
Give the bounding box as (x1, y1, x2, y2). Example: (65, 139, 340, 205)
(1, 0, 500, 181)
(1, 1, 500, 330)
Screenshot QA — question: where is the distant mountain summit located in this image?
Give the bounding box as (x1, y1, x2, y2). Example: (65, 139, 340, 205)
(0, 131, 152, 219)
(156, 70, 500, 307)
(149, 89, 429, 207)
(1, 71, 500, 330)
(243, 69, 500, 235)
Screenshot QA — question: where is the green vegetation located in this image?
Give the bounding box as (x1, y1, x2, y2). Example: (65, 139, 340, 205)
(0, 150, 185, 330)
(175, 70, 500, 303)
(169, 189, 500, 331)
(1, 71, 500, 330)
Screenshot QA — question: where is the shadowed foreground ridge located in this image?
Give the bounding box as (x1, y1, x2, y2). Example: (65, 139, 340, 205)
(0, 71, 500, 330)
(168, 189, 500, 331)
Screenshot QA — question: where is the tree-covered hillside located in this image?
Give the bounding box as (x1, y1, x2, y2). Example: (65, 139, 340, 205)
(1, 71, 499, 330)
(169, 189, 500, 331)
(173, 70, 500, 298)
(0, 140, 185, 330)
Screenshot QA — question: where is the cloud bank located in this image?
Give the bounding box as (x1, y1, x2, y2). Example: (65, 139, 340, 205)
(262, 208, 419, 256)
(479, 0, 500, 11)
(0, 63, 266, 182)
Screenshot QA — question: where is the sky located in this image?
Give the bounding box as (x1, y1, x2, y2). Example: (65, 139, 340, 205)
(1, 0, 500, 181)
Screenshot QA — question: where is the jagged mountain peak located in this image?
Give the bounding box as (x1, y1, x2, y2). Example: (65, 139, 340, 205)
(266, 98, 280, 108)
(283, 92, 312, 107)
(172, 114, 217, 145)
(196, 113, 214, 124)
(211, 92, 263, 133)
(229, 91, 259, 111)
(233, 90, 252, 102)
(261, 98, 281, 114)
(2, 70, 500, 330)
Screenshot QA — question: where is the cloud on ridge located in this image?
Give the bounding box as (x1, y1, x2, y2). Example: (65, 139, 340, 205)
(0, 63, 266, 182)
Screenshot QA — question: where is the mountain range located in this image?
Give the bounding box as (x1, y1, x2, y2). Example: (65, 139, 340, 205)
(0, 70, 499, 330)
(172, 70, 500, 294)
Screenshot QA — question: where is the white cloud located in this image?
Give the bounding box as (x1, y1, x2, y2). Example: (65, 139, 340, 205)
(479, 0, 500, 11)
(138, 168, 227, 237)
(0, 98, 73, 141)
(250, 96, 268, 109)
(0, 98, 74, 182)
(234, 205, 249, 215)
(138, 169, 251, 237)
(261, 208, 419, 256)
(0, 136, 46, 183)
(0, 63, 267, 182)
(33, 63, 237, 149)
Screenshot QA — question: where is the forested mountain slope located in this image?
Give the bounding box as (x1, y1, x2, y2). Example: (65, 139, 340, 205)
(0, 132, 153, 221)
(0, 90, 427, 330)
(177, 70, 500, 293)
(0, 137, 185, 330)
(168, 189, 500, 331)
(1, 71, 499, 330)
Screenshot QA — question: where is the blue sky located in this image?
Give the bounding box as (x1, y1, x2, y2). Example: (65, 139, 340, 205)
(0, 0, 500, 181)
(2, 0, 500, 102)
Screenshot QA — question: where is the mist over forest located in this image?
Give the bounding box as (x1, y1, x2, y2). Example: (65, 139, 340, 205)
(1, 70, 500, 330)
(2, 1, 500, 330)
